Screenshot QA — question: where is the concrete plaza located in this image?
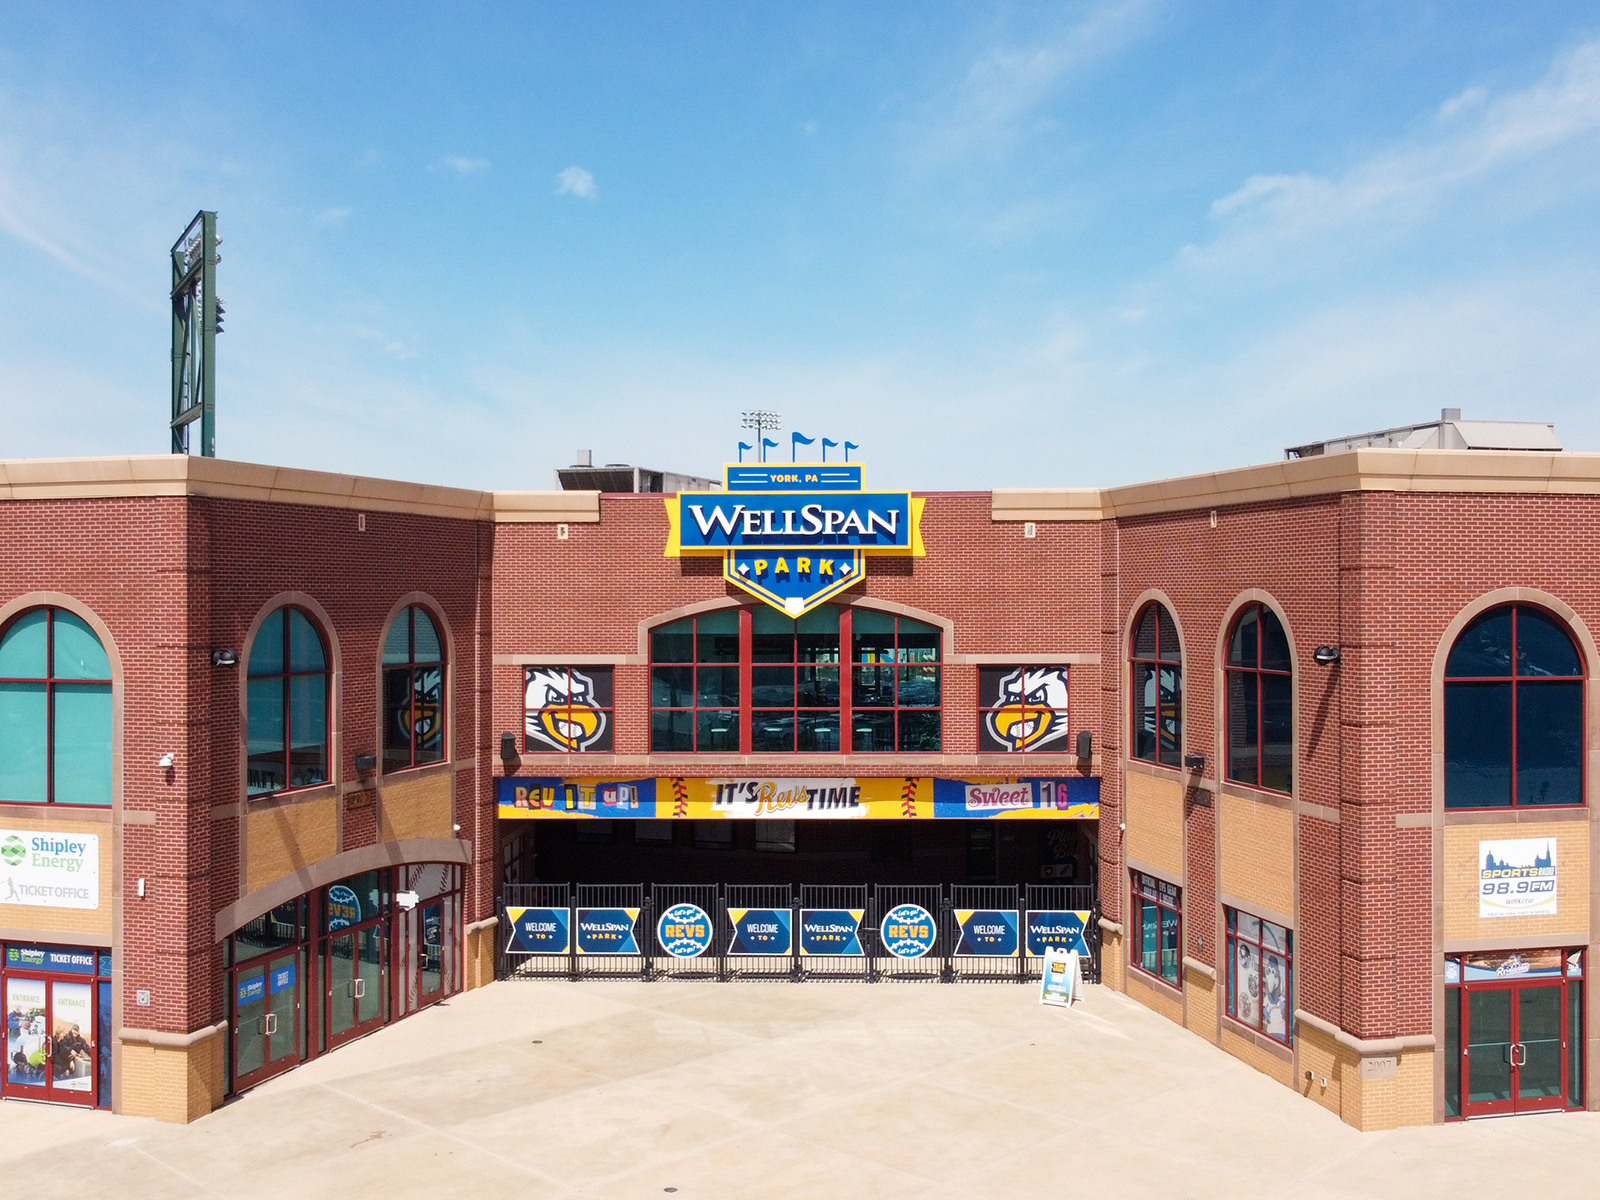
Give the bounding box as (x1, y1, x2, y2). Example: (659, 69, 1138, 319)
(4, 979, 1598, 1199)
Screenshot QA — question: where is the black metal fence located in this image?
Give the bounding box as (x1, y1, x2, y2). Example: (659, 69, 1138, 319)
(499, 882, 1099, 985)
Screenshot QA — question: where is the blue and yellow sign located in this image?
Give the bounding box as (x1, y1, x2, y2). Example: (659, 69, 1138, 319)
(657, 903, 714, 958)
(728, 908, 792, 955)
(1024, 911, 1091, 958)
(665, 464, 925, 616)
(575, 907, 640, 955)
(506, 906, 571, 954)
(799, 909, 864, 956)
(955, 910, 1019, 958)
(880, 903, 937, 959)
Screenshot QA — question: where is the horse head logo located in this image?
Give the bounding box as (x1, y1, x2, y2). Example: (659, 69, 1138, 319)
(524, 668, 607, 751)
(985, 666, 1071, 751)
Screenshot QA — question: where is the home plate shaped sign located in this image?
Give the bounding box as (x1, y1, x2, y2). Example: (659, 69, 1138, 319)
(664, 462, 925, 616)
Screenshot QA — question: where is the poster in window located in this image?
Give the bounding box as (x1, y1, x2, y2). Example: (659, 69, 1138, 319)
(978, 667, 1071, 752)
(1479, 838, 1557, 918)
(524, 667, 613, 752)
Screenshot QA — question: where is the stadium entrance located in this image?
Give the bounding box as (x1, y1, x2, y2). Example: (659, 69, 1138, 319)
(495, 774, 1101, 985)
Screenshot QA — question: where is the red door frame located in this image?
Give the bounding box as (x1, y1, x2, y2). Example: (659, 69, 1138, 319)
(2, 972, 99, 1107)
(229, 950, 303, 1093)
(1460, 976, 1572, 1117)
(325, 913, 388, 1052)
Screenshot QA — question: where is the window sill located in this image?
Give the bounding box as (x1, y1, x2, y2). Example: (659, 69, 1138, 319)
(246, 783, 337, 811)
(1127, 964, 1183, 998)
(1218, 780, 1294, 810)
(375, 759, 453, 785)
(1443, 805, 1589, 825)
(1124, 758, 1189, 783)
(1221, 1015, 1293, 1059)
(0, 802, 113, 821)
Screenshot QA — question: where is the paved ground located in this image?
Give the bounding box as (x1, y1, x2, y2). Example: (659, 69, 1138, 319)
(4, 980, 1600, 1199)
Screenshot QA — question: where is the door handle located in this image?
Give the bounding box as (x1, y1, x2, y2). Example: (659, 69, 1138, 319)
(264, 1013, 278, 1036)
(1511, 1043, 1528, 1067)
(353, 978, 366, 999)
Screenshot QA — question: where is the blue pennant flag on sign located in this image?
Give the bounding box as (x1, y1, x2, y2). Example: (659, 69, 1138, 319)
(761, 436, 778, 462)
(792, 432, 815, 460)
(844, 440, 859, 462)
(822, 437, 838, 462)
(737, 440, 752, 462)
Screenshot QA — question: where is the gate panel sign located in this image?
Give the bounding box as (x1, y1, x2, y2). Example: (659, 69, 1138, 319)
(506, 906, 571, 954)
(955, 910, 1019, 958)
(657, 903, 714, 958)
(799, 909, 864, 956)
(1025, 910, 1091, 958)
(575, 908, 640, 955)
(880, 904, 937, 959)
(728, 908, 792, 956)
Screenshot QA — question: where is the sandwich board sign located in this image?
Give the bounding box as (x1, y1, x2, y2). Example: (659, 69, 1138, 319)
(1039, 946, 1081, 1008)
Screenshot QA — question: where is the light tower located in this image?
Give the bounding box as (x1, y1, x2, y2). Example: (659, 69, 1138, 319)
(170, 211, 222, 455)
(740, 410, 781, 462)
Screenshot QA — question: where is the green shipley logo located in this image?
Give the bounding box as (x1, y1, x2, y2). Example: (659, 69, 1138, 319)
(1, 836, 24, 867)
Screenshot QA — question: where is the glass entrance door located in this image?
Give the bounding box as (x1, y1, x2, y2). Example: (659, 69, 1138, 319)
(4, 976, 96, 1106)
(417, 901, 445, 1008)
(232, 952, 301, 1091)
(326, 920, 387, 1050)
(1461, 979, 1572, 1117)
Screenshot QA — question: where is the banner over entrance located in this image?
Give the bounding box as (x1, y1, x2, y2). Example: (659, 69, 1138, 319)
(497, 775, 1099, 820)
(663, 463, 925, 616)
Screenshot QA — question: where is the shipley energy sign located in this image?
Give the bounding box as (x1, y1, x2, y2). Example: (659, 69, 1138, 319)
(664, 462, 925, 615)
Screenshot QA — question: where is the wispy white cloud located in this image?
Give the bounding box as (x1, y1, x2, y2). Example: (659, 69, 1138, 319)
(1190, 39, 1600, 273)
(315, 206, 351, 227)
(431, 155, 491, 174)
(907, 0, 1164, 168)
(556, 166, 597, 200)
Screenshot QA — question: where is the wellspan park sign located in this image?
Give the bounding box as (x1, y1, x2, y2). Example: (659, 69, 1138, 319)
(498, 775, 1099, 821)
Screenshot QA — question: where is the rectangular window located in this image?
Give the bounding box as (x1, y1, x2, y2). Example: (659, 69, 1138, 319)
(651, 613, 739, 752)
(852, 610, 941, 752)
(1225, 907, 1293, 1044)
(751, 606, 841, 752)
(693, 820, 734, 850)
(977, 666, 1072, 753)
(1130, 871, 1180, 987)
(634, 819, 674, 846)
(524, 667, 614, 753)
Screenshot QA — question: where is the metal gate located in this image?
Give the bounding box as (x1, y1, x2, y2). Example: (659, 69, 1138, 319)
(502, 881, 1099, 985)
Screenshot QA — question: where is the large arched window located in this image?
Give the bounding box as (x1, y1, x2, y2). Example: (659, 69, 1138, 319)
(247, 606, 330, 796)
(0, 607, 112, 806)
(1445, 604, 1584, 809)
(383, 605, 446, 771)
(1130, 602, 1181, 768)
(1225, 603, 1293, 793)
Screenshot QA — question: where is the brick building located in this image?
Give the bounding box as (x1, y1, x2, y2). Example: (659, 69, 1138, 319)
(0, 443, 1594, 1130)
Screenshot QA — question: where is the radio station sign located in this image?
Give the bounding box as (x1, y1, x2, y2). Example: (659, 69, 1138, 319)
(1479, 838, 1558, 918)
(664, 462, 925, 616)
(499, 775, 1099, 821)
(0, 829, 99, 910)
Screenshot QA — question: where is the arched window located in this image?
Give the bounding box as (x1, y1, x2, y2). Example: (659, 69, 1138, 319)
(1130, 602, 1181, 767)
(247, 607, 330, 796)
(1225, 603, 1293, 793)
(383, 606, 446, 771)
(1445, 604, 1584, 809)
(0, 607, 112, 806)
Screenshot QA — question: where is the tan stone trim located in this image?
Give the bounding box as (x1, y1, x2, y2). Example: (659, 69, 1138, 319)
(120, 1020, 227, 1048)
(0, 804, 114, 822)
(1443, 934, 1588, 953)
(1442, 806, 1590, 826)
(1098, 917, 1123, 935)
(1296, 800, 1340, 824)
(1126, 857, 1182, 888)
(1295, 1008, 1435, 1055)
(492, 490, 600, 523)
(464, 915, 499, 935)
(0, 928, 110, 947)
(121, 810, 156, 826)
(1182, 955, 1216, 980)
(243, 782, 338, 812)
(1395, 812, 1432, 828)
(497, 752, 1107, 773)
(1218, 780, 1294, 811)
(212, 836, 471, 941)
(1219, 893, 1295, 932)
(210, 804, 239, 821)
(496, 654, 634, 666)
(990, 489, 1106, 522)
(1223, 1015, 1294, 1060)
(1123, 758, 1191, 785)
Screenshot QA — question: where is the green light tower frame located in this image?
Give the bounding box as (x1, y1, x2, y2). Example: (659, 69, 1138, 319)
(170, 210, 218, 455)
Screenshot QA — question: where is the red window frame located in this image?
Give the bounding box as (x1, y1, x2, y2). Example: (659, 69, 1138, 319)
(382, 605, 447, 772)
(1225, 907, 1294, 1045)
(849, 609, 942, 753)
(0, 606, 112, 807)
(1129, 602, 1182, 768)
(1129, 870, 1181, 988)
(1444, 604, 1586, 810)
(246, 605, 331, 798)
(1224, 602, 1293, 795)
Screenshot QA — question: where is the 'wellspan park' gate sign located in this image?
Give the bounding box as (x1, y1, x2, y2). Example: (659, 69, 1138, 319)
(664, 462, 924, 616)
(498, 775, 1098, 821)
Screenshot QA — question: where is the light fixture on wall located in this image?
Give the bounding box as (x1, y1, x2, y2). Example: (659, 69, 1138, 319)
(500, 733, 519, 766)
(158, 753, 175, 768)
(1075, 730, 1092, 759)
(210, 648, 238, 667)
(1183, 754, 1205, 771)
(353, 754, 377, 773)
(1313, 645, 1342, 666)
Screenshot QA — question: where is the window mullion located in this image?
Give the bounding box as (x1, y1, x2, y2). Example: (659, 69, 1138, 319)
(840, 605, 853, 753)
(739, 608, 752, 755)
(45, 609, 55, 804)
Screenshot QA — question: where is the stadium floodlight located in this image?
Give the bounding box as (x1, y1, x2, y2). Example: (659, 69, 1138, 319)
(741, 410, 782, 462)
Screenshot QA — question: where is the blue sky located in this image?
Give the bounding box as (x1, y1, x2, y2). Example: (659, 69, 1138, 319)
(4, 2, 1600, 490)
